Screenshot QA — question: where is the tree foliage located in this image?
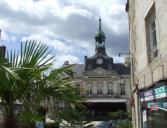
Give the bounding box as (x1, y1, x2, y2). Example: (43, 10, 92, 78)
(0, 41, 85, 128)
(54, 106, 91, 128)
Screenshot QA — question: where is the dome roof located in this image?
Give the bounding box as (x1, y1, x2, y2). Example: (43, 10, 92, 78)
(95, 30, 105, 39)
(95, 18, 106, 41)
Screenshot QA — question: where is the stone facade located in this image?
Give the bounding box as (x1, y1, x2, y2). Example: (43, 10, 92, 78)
(70, 66, 131, 112)
(127, 0, 167, 127)
(64, 19, 131, 120)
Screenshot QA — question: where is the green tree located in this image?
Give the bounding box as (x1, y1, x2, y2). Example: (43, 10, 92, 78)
(108, 110, 131, 120)
(0, 41, 85, 128)
(117, 120, 133, 128)
(108, 110, 132, 128)
(55, 106, 92, 128)
(0, 53, 20, 128)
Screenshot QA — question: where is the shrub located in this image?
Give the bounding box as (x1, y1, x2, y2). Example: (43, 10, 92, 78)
(44, 122, 59, 128)
(117, 120, 133, 128)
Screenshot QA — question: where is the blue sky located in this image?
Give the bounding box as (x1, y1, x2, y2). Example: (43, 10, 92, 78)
(0, 0, 129, 69)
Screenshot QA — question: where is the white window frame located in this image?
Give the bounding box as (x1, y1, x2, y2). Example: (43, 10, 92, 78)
(97, 85, 103, 95)
(120, 83, 125, 95)
(87, 84, 93, 95)
(149, 11, 158, 59)
(145, 4, 158, 62)
(108, 84, 113, 95)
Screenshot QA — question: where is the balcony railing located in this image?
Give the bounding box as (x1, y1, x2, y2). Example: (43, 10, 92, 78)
(79, 93, 125, 98)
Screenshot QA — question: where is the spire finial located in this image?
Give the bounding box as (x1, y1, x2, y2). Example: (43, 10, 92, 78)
(99, 18, 101, 31)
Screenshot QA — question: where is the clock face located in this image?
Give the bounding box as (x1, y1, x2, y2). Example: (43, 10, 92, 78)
(96, 58, 103, 65)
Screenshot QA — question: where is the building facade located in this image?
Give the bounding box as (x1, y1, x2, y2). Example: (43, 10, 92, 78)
(64, 19, 131, 120)
(126, 0, 167, 128)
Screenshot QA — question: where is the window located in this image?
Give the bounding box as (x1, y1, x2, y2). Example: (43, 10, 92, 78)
(145, 4, 158, 61)
(120, 83, 125, 95)
(76, 84, 80, 95)
(108, 84, 113, 95)
(87, 84, 93, 95)
(97, 85, 103, 95)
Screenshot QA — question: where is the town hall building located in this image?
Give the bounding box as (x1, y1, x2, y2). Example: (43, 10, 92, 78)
(63, 18, 131, 120)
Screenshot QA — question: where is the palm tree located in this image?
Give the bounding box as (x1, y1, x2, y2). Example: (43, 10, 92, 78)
(0, 55, 21, 128)
(0, 41, 85, 128)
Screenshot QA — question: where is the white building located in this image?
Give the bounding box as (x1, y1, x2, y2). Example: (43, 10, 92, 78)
(126, 0, 167, 127)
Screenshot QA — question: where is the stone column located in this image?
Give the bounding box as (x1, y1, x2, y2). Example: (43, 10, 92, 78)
(94, 80, 96, 95)
(104, 80, 107, 94)
(126, 98, 131, 113)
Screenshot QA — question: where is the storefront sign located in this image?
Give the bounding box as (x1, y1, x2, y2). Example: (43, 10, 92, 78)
(147, 101, 167, 110)
(154, 85, 167, 99)
(140, 85, 167, 102)
(140, 92, 144, 102)
(148, 103, 158, 110)
(144, 89, 154, 101)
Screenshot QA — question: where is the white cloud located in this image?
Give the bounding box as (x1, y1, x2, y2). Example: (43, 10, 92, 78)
(1, 31, 10, 41)
(0, 0, 129, 63)
(54, 54, 81, 68)
(51, 40, 74, 54)
(61, 6, 93, 19)
(0, 31, 18, 43)
(21, 34, 75, 54)
(0, 0, 127, 34)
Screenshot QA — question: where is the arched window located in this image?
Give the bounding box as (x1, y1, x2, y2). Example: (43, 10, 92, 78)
(120, 83, 125, 95)
(108, 84, 113, 95)
(97, 85, 103, 95)
(87, 84, 92, 95)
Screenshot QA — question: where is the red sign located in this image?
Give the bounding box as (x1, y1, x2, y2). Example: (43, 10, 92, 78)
(130, 96, 134, 106)
(150, 104, 158, 110)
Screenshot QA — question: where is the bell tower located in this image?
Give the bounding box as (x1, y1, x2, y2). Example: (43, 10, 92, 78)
(85, 18, 113, 71)
(95, 18, 107, 56)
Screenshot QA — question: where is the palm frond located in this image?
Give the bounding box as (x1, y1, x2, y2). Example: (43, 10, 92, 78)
(1, 66, 20, 80)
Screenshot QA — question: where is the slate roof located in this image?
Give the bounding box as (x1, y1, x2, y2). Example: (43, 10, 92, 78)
(70, 64, 85, 77)
(112, 63, 130, 75)
(70, 63, 130, 77)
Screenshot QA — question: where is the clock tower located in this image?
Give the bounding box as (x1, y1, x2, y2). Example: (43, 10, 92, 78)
(85, 18, 113, 71)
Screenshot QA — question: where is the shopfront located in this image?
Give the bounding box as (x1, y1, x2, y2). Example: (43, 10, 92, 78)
(140, 83, 167, 128)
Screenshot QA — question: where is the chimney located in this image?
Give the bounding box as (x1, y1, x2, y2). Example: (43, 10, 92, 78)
(64, 61, 69, 65)
(0, 45, 6, 58)
(125, 0, 129, 12)
(84, 56, 87, 64)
